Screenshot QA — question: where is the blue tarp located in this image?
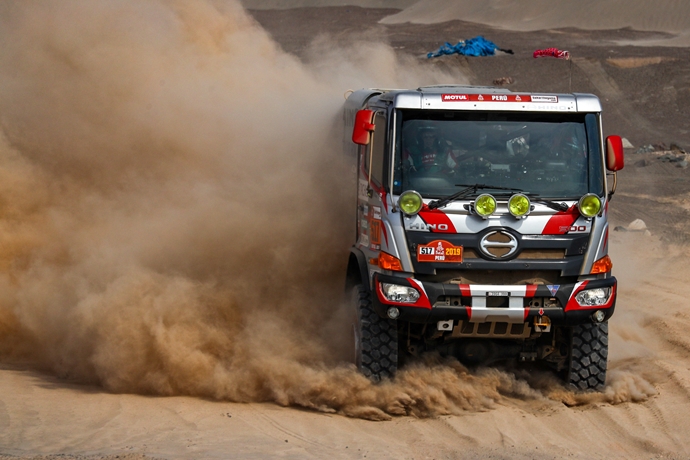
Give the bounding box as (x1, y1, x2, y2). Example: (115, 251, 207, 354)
(427, 36, 507, 58)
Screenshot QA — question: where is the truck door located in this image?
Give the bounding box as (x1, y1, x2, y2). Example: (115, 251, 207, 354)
(357, 111, 387, 265)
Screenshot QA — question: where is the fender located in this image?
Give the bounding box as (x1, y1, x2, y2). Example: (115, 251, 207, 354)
(345, 246, 370, 292)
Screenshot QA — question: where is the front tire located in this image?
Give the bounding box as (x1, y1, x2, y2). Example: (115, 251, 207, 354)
(566, 322, 608, 391)
(351, 284, 398, 382)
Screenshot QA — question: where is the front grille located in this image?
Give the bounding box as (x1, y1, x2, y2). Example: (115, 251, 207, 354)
(406, 229, 588, 277)
(463, 248, 565, 260)
(515, 249, 566, 259)
(463, 248, 479, 258)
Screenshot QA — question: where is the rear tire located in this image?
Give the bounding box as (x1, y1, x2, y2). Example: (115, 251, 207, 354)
(351, 284, 398, 382)
(566, 322, 608, 391)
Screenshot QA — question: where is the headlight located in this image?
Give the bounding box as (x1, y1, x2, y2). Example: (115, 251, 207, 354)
(381, 283, 420, 303)
(578, 194, 602, 218)
(474, 194, 496, 218)
(398, 190, 423, 216)
(575, 287, 611, 306)
(508, 194, 531, 218)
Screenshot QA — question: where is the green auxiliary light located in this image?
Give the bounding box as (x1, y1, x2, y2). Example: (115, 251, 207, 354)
(578, 194, 602, 218)
(474, 194, 497, 218)
(508, 194, 531, 218)
(398, 190, 423, 216)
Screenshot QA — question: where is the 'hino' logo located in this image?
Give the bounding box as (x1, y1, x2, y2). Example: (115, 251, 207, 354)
(479, 230, 519, 259)
(408, 222, 449, 231)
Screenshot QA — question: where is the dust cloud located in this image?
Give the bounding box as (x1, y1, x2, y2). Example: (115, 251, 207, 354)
(0, 0, 658, 420)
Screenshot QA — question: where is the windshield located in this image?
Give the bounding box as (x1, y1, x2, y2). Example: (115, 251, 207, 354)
(393, 110, 603, 199)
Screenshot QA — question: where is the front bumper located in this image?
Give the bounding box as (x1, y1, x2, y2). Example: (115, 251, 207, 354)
(372, 272, 617, 326)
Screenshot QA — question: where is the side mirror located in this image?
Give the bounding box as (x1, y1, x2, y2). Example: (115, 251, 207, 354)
(352, 109, 375, 145)
(605, 135, 625, 171)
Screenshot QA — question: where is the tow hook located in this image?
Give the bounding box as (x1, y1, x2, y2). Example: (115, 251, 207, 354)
(534, 315, 551, 332)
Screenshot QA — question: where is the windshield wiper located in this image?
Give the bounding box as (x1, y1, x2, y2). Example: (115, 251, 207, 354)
(427, 185, 571, 212)
(526, 195, 570, 212)
(427, 184, 524, 210)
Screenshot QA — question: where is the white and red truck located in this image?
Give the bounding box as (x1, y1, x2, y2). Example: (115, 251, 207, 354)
(343, 85, 624, 391)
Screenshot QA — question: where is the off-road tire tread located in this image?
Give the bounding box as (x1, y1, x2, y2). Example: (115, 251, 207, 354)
(568, 322, 608, 391)
(354, 285, 398, 382)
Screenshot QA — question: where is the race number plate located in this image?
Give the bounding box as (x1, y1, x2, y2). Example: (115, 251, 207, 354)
(417, 240, 463, 263)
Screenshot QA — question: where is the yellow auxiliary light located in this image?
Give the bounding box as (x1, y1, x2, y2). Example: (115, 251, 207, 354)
(398, 190, 423, 216)
(474, 194, 497, 218)
(578, 194, 602, 218)
(508, 194, 531, 218)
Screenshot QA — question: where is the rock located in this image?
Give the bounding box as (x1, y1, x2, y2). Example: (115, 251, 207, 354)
(615, 219, 651, 234)
(635, 144, 655, 154)
(627, 219, 647, 231)
(670, 143, 684, 152)
(493, 76, 514, 86)
(677, 160, 688, 169)
(659, 153, 685, 162)
(622, 138, 634, 149)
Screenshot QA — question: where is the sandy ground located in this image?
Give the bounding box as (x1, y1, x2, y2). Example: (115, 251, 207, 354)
(3, 1, 690, 459)
(2, 230, 689, 460)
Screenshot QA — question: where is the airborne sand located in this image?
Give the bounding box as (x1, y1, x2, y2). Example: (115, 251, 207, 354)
(2, 0, 690, 459)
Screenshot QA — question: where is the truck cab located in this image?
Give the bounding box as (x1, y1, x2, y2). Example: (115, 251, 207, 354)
(344, 85, 624, 391)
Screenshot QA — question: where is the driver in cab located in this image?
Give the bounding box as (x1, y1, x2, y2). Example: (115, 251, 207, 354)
(403, 127, 459, 175)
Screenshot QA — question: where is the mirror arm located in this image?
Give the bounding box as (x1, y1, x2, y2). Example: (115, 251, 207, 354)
(367, 132, 374, 197)
(607, 171, 618, 201)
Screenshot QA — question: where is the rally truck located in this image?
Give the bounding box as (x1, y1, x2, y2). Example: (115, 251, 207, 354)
(343, 85, 624, 391)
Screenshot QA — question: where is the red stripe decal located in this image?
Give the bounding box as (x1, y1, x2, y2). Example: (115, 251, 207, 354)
(565, 281, 588, 311)
(542, 205, 579, 235)
(418, 206, 457, 233)
(459, 284, 472, 297)
(524, 307, 530, 321)
(465, 305, 472, 320)
(368, 181, 386, 209)
(407, 279, 433, 309)
(525, 285, 537, 298)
